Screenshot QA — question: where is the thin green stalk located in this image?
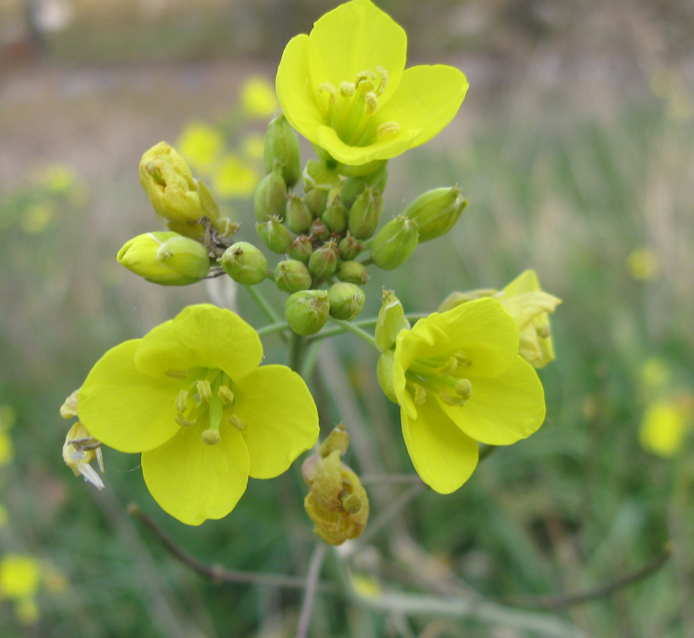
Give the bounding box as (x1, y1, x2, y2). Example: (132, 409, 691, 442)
(289, 332, 306, 372)
(307, 313, 428, 343)
(257, 322, 290, 338)
(245, 285, 281, 324)
(326, 317, 379, 350)
(301, 340, 323, 379)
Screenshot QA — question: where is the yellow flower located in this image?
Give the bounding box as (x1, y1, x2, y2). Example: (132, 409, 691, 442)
(0, 554, 40, 600)
(78, 304, 319, 525)
(211, 153, 261, 198)
(240, 75, 279, 118)
(276, 0, 468, 167)
(628, 248, 659, 280)
(381, 297, 545, 493)
(177, 122, 225, 167)
(639, 397, 693, 458)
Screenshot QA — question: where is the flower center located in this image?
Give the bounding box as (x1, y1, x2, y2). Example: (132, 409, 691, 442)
(172, 367, 247, 445)
(317, 67, 400, 147)
(405, 352, 473, 408)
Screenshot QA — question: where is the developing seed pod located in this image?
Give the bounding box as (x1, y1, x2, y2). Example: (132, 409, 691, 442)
(308, 241, 339, 280)
(288, 235, 314, 263)
(219, 241, 268, 285)
(285, 290, 330, 336)
(309, 219, 331, 243)
(286, 195, 313, 234)
(256, 216, 294, 254)
(338, 233, 364, 260)
(370, 215, 419, 270)
(337, 260, 369, 286)
(328, 283, 366, 321)
(254, 164, 287, 222)
(274, 259, 312, 293)
(263, 114, 301, 188)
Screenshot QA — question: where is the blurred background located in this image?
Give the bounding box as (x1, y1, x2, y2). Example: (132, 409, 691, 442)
(1, 0, 693, 636)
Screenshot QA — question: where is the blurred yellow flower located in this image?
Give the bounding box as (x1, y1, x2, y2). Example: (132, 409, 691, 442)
(639, 397, 693, 458)
(639, 358, 671, 393)
(211, 153, 260, 198)
(177, 122, 225, 167)
(34, 164, 76, 194)
(240, 76, 279, 118)
(241, 132, 265, 161)
(21, 202, 54, 234)
(0, 555, 40, 600)
(78, 304, 319, 525)
(381, 297, 545, 493)
(276, 0, 468, 167)
(0, 431, 13, 466)
(628, 248, 659, 280)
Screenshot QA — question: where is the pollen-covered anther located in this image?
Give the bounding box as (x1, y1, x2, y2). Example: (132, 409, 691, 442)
(318, 82, 338, 104)
(197, 379, 212, 403)
(175, 389, 189, 414)
(228, 414, 248, 431)
(376, 122, 400, 138)
(455, 378, 473, 401)
(413, 383, 427, 406)
(454, 353, 471, 367)
(218, 385, 235, 405)
(166, 369, 189, 379)
(176, 414, 196, 428)
(364, 92, 378, 114)
(436, 356, 458, 376)
(201, 429, 221, 445)
(439, 390, 467, 406)
(374, 66, 388, 95)
(339, 82, 355, 97)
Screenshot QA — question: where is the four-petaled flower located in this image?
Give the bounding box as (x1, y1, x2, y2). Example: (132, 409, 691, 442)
(78, 304, 319, 525)
(383, 297, 546, 493)
(276, 0, 468, 167)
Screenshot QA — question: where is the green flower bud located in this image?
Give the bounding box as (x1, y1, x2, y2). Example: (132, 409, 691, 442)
(310, 219, 331, 243)
(286, 195, 313, 234)
(254, 164, 287, 222)
(328, 283, 366, 321)
(118, 231, 209, 286)
(370, 215, 419, 270)
(336, 158, 386, 178)
(402, 187, 468, 242)
(263, 114, 301, 188)
(288, 235, 314, 263)
(321, 198, 348, 233)
(308, 241, 339, 280)
(340, 162, 388, 209)
(285, 290, 330, 336)
(274, 259, 312, 293)
(256, 216, 294, 254)
(139, 142, 204, 224)
(337, 260, 370, 286)
(219, 241, 268, 285)
(375, 289, 410, 352)
(338, 234, 364, 260)
(348, 187, 383, 240)
(302, 159, 341, 193)
(376, 350, 397, 402)
(304, 187, 329, 219)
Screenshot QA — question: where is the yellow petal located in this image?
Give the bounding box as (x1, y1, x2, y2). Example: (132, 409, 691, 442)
(307, 0, 406, 104)
(234, 365, 319, 479)
(441, 356, 546, 445)
(134, 304, 263, 379)
(639, 400, 689, 458)
(276, 34, 324, 146)
(315, 124, 420, 165)
(142, 422, 250, 525)
(79, 340, 182, 453)
(376, 64, 468, 149)
(428, 298, 519, 378)
(502, 269, 539, 296)
(401, 397, 478, 494)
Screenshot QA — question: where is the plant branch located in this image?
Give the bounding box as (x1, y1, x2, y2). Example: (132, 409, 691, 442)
(326, 317, 379, 349)
(245, 285, 281, 324)
(128, 504, 336, 593)
(295, 543, 328, 638)
(257, 322, 290, 337)
(508, 544, 673, 610)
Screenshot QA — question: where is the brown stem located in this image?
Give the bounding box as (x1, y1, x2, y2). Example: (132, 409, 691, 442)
(128, 503, 336, 593)
(508, 544, 672, 610)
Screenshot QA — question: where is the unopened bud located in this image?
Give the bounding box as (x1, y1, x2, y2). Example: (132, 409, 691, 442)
(340, 162, 388, 208)
(118, 232, 210, 286)
(263, 114, 301, 188)
(348, 187, 383, 240)
(288, 235, 314, 263)
(370, 215, 418, 270)
(254, 164, 287, 222)
(321, 198, 348, 233)
(318, 424, 349, 457)
(285, 290, 330, 336)
(139, 142, 204, 224)
(376, 350, 397, 402)
(328, 283, 366, 321)
(304, 187, 329, 218)
(375, 289, 410, 352)
(338, 234, 364, 260)
(308, 241, 339, 280)
(219, 241, 268, 285)
(403, 187, 467, 242)
(274, 259, 312, 293)
(302, 159, 341, 194)
(286, 195, 313, 234)
(337, 260, 369, 285)
(256, 216, 294, 254)
(309, 218, 330, 243)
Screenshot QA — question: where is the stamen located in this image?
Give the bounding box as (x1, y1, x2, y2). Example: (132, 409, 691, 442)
(354, 70, 376, 88)
(166, 369, 189, 379)
(375, 66, 388, 96)
(175, 389, 189, 414)
(218, 385, 235, 405)
(436, 356, 458, 376)
(228, 414, 248, 431)
(455, 353, 471, 367)
(201, 429, 221, 445)
(376, 122, 400, 138)
(439, 391, 468, 406)
(364, 92, 378, 114)
(96, 447, 105, 474)
(197, 379, 212, 403)
(455, 379, 472, 400)
(318, 82, 338, 104)
(176, 415, 196, 428)
(339, 82, 355, 97)
(413, 383, 427, 406)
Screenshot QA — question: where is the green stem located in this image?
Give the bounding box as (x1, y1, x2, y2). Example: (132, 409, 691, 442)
(289, 332, 306, 372)
(301, 340, 323, 379)
(244, 285, 281, 324)
(307, 313, 428, 343)
(325, 317, 379, 350)
(256, 322, 290, 338)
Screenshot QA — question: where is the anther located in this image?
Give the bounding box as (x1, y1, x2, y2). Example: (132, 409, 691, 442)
(376, 122, 400, 138)
(166, 369, 189, 379)
(318, 83, 338, 104)
(439, 391, 468, 406)
(175, 389, 189, 414)
(339, 82, 355, 97)
(218, 385, 235, 405)
(375, 66, 388, 95)
(413, 383, 427, 406)
(201, 429, 221, 445)
(228, 414, 248, 431)
(455, 378, 472, 400)
(176, 415, 196, 428)
(436, 356, 458, 376)
(454, 353, 471, 367)
(197, 379, 212, 403)
(364, 92, 378, 114)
